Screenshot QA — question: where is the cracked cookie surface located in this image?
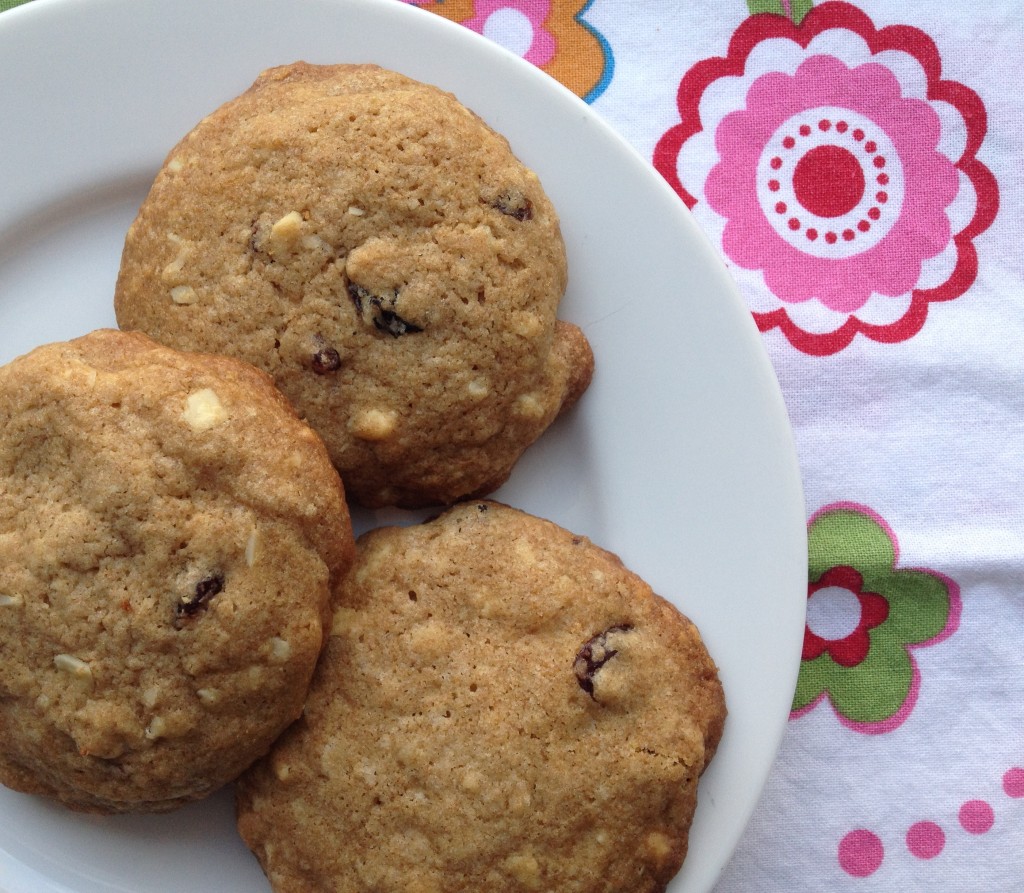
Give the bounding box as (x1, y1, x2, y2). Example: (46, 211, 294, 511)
(236, 501, 725, 893)
(114, 62, 593, 508)
(0, 329, 354, 813)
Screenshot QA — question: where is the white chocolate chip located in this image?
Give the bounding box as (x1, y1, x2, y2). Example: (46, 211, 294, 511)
(0, 594, 21, 607)
(274, 761, 293, 782)
(467, 379, 490, 400)
(244, 528, 259, 567)
(347, 205, 366, 216)
(270, 210, 304, 246)
(162, 233, 191, 284)
(460, 768, 484, 794)
(169, 285, 198, 305)
(182, 388, 228, 431)
(196, 688, 221, 706)
(514, 393, 545, 420)
(504, 853, 541, 888)
(269, 637, 292, 663)
(300, 234, 331, 253)
(644, 831, 674, 862)
(141, 685, 161, 708)
(53, 654, 92, 685)
(349, 408, 397, 441)
(515, 540, 538, 566)
(330, 607, 359, 638)
(145, 716, 168, 740)
(511, 311, 543, 339)
(166, 157, 184, 173)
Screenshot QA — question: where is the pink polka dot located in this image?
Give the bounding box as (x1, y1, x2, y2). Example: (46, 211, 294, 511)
(906, 821, 945, 859)
(959, 800, 995, 834)
(838, 830, 884, 877)
(1003, 767, 1024, 798)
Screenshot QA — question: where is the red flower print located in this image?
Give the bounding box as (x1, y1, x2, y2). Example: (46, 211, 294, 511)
(802, 565, 889, 668)
(653, 2, 998, 355)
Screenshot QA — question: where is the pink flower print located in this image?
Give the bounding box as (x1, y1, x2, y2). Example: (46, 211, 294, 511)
(462, 1, 556, 67)
(706, 54, 957, 315)
(654, 2, 998, 354)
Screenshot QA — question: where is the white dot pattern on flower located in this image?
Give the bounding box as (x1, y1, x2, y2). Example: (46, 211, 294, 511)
(756, 106, 905, 259)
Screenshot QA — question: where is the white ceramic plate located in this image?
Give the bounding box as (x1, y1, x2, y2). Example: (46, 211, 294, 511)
(0, 0, 806, 890)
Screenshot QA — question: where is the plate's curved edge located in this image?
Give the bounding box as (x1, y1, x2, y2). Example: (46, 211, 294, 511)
(592, 117, 808, 888)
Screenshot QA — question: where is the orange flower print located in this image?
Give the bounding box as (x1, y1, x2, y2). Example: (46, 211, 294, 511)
(403, 0, 613, 102)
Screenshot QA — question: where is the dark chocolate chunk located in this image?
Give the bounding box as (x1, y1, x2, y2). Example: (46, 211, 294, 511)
(574, 624, 633, 699)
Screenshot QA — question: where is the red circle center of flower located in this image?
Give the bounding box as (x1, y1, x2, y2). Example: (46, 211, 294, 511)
(792, 144, 865, 218)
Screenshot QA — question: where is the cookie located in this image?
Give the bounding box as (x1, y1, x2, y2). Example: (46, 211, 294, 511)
(0, 329, 354, 813)
(114, 62, 594, 508)
(236, 501, 725, 893)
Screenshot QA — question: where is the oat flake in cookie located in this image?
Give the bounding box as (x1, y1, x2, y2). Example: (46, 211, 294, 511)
(0, 329, 354, 813)
(114, 62, 594, 508)
(236, 501, 726, 893)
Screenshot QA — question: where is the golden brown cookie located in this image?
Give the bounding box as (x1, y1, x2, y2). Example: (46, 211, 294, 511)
(236, 501, 725, 893)
(114, 62, 593, 508)
(0, 329, 354, 813)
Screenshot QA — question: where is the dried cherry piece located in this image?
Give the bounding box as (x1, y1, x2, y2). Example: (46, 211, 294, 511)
(347, 283, 423, 337)
(574, 624, 633, 699)
(248, 219, 271, 258)
(490, 189, 533, 221)
(174, 573, 224, 627)
(311, 346, 342, 374)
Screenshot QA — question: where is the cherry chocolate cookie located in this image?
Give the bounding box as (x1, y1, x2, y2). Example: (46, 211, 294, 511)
(0, 329, 354, 813)
(236, 501, 726, 893)
(114, 62, 593, 508)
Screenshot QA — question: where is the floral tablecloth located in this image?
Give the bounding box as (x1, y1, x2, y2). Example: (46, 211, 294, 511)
(3, 0, 1021, 889)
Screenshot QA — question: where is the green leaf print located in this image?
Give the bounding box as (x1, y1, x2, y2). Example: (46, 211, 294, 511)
(747, 0, 813, 25)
